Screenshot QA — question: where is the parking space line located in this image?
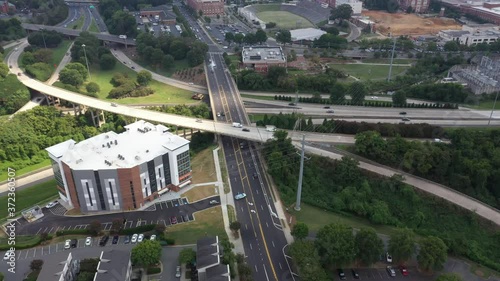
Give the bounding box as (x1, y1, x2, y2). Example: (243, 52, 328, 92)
(33, 248, 36, 257)
(48, 227, 54, 233)
(24, 250, 28, 259)
(159, 203, 163, 210)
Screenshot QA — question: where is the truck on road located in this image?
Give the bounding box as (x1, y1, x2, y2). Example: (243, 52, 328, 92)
(232, 122, 243, 128)
(265, 125, 276, 132)
(118, 35, 127, 39)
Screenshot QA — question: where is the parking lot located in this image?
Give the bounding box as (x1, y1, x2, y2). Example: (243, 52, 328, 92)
(339, 267, 428, 281)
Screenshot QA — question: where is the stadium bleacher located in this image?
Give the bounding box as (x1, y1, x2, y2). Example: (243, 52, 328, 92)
(280, 0, 330, 25)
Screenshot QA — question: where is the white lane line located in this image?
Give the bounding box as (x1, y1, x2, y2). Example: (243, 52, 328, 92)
(245, 224, 248, 230)
(260, 205, 264, 211)
(279, 263, 283, 269)
(254, 264, 258, 273)
(266, 222, 269, 228)
(36, 228, 42, 235)
(249, 243, 253, 250)
(272, 241, 275, 248)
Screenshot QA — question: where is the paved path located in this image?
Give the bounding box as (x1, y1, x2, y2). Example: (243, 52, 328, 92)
(300, 144, 500, 226)
(347, 21, 362, 42)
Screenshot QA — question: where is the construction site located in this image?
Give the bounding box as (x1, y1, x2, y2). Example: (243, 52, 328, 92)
(362, 10, 462, 36)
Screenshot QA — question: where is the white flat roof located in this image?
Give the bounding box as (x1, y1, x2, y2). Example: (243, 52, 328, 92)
(290, 28, 326, 41)
(242, 46, 286, 64)
(46, 139, 76, 158)
(47, 120, 189, 170)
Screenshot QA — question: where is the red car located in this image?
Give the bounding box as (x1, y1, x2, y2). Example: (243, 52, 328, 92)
(399, 265, 409, 276)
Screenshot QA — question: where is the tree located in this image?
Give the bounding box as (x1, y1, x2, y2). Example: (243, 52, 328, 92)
(155, 224, 166, 234)
(230, 221, 241, 234)
(225, 32, 234, 44)
(198, 10, 203, 17)
(108, 10, 137, 37)
(137, 70, 152, 86)
(276, 30, 292, 45)
(348, 82, 367, 105)
(388, 228, 416, 263)
(59, 68, 84, 87)
(417, 236, 448, 272)
(355, 228, 384, 266)
(315, 223, 356, 267)
(291, 222, 309, 240)
(330, 82, 347, 103)
(110, 219, 122, 234)
(255, 29, 268, 44)
(178, 248, 196, 264)
(234, 33, 244, 45)
(99, 53, 116, 70)
(65, 62, 88, 79)
(444, 41, 459, 52)
(131, 240, 162, 267)
(162, 54, 175, 69)
(427, 42, 438, 52)
(88, 220, 101, 236)
(436, 273, 463, 281)
(86, 82, 100, 94)
(204, 16, 211, 23)
(33, 49, 53, 64)
(30, 259, 44, 271)
(392, 91, 407, 106)
(330, 4, 353, 20)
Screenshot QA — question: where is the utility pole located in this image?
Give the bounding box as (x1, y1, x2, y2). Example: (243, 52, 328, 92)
(488, 91, 499, 126)
(387, 38, 396, 82)
(82, 44, 91, 80)
(294, 134, 305, 211)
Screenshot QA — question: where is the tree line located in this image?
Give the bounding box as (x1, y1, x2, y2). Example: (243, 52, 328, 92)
(354, 130, 500, 209)
(0, 18, 26, 43)
(107, 71, 154, 99)
(0, 51, 30, 115)
(20, 32, 64, 81)
(264, 131, 500, 272)
(23, 0, 69, 26)
(99, 0, 138, 37)
(256, 113, 446, 139)
(70, 32, 117, 71)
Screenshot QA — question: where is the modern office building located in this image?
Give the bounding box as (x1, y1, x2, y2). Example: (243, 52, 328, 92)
(241, 46, 286, 73)
(186, 0, 224, 16)
(46, 120, 191, 213)
(439, 24, 500, 46)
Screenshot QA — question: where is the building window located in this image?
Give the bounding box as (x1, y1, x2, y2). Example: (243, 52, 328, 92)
(51, 159, 65, 195)
(162, 153, 172, 185)
(176, 150, 191, 177)
(108, 181, 116, 206)
(130, 181, 137, 209)
(85, 182, 93, 206)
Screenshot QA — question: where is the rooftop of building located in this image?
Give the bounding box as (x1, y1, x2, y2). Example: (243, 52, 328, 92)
(241, 46, 286, 64)
(440, 29, 470, 36)
(139, 4, 172, 12)
(46, 120, 189, 170)
(290, 27, 327, 41)
(197, 236, 220, 270)
(199, 264, 230, 281)
(94, 250, 131, 281)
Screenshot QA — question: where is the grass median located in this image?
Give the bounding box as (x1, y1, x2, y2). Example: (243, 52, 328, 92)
(167, 206, 226, 245)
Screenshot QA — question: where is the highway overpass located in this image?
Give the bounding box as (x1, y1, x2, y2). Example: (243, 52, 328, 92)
(21, 24, 136, 46)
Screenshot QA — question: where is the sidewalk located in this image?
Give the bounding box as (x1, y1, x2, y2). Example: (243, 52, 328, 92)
(0, 167, 53, 194)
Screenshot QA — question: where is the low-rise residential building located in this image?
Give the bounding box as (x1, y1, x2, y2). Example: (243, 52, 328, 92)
(139, 5, 176, 25)
(0, 0, 15, 13)
(241, 46, 286, 73)
(46, 120, 191, 214)
(196, 236, 230, 281)
(186, 0, 224, 16)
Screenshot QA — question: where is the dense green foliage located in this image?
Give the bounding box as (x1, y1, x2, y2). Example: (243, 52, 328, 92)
(264, 131, 500, 272)
(417, 236, 448, 272)
(131, 240, 162, 267)
(0, 18, 26, 42)
(316, 223, 357, 266)
(354, 228, 384, 266)
(25, 62, 52, 81)
(179, 248, 196, 264)
(16, 0, 69, 26)
(289, 240, 329, 281)
(135, 32, 208, 68)
(70, 32, 115, 70)
(28, 30, 63, 48)
(291, 222, 309, 240)
(99, 0, 137, 37)
(107, 72, 155, 98)
(400, 83, 469, 103)
(0, 61, 30, 114)
(388, 228, 416, 263)
(256, 113, 446, 139)
(354, 130, 500, 208)
(436, 273, 463, 281)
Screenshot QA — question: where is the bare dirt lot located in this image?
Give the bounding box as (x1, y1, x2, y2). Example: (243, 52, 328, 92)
(362, 11, 462, 36)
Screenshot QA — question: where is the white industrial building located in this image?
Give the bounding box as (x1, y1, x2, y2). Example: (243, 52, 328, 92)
(290, 28, 327, 42)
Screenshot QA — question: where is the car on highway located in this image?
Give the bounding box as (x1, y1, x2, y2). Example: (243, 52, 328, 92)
(337, 269, 346, 280)
(150, 234, 156, 241)
(242, 128, 250, 132)
(131, 66, 135, 69)
(323, 106, 331, 109)
(64, 239, 71, 249)
(386, 266, 396, 277)
(399, 265, 409, 276)
(351, 269, 360, 279)
(85, 237, 92, 246)
(45, 200, 59, 208)
(326, 110, 334, 113)
(288, 102, 296, 106)
(99, 235, 109, 246)
(402, 117, 411, 122)
(234, 193, 247, 200)
(17, 72, 21, 76)
(131, 234, 138, 243)
(112, 235, 119, 244)
(170, 216, 178, 225)
(138, 234, 144, 243)
(175, 265, 181, 278)
(196, 119, 202, 123)
(111, 102, 117, 107)
(188, 82, 194, 85)
(399, 111, 407, 115)
(209, 200, 219, 205)
(124, 235, 131, 244)
(386, 252, 393, 263)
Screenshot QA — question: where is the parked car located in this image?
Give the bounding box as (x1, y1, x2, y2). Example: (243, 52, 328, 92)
(150, 234, 156, 241)
(45, 200, 59, 208)
(112, 235, 119, 244)
(351, 269, 360, 279)
(386, 266, 396, 277)
(70, 239, 77, 248)
(99, 235, 109, 246)
(209, 200, 219, 205)
(175, 266, 181, 278)
(85, 237, 92, 246)
(234, 193, 247, 200)
(131, 234, 138, 243)
(124, 236, 131, 244)
(337, 269, 346, 280)
(64, 239, 71, 249)
(399, 265, 409, 276)
(242, 128, 250, 132)
(3, 251, 12, 260)
(170, 216, 178, 225)
(138, 234, 144, 243)
(386, 252, 393, 263)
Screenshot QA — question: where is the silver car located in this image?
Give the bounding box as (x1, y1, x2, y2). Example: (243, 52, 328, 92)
(175, 265, 181, 278)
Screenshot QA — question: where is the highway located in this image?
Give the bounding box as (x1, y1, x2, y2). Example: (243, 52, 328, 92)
(57, 5, 80, 27)
(89, 4, 108, 33)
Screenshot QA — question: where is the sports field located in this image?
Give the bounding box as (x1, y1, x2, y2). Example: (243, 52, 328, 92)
(256, 11, 314, 29)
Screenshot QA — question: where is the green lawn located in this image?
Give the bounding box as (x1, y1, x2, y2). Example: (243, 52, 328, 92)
(167, 206, 226, 245)
(0, 159, 51, 182)
(248, 113, 266, 123)
(0, 179, 58, 220)
(361, 58, 416, 64)
(88, 19, 100, 33)
(72, 13, 85, 30)
(329, 63, 409, 81)
(88, 62, 195, 104)
(134, 58, 190, 78)
(292, 204, 401, 237)
(241, 94, 276, 101)
(256, 11, 314, 29)
(468, 100, 500, 110)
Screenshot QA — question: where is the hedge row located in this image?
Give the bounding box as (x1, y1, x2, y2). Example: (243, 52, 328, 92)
(274, 95, 459, 109)
(147, 267, 162, 275)
(56, 229, 91, 236)
(0, 235, 52, 251)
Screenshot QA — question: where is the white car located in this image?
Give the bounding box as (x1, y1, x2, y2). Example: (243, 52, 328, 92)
(138, 234, 144, 243)
(234, 193, 247, 200)
(209, 200, 219, 205)
(223, 46, 228, 49)
(150, 234, 156, 241)
(85, 237, 92, 246)
(64, 239, 71, 249)
(45, 200, 59, 209)
(386, 252, 393, 263)
(3, 251, 12, 260)
(175, 265, 181, 278)
(131, 234, 138, 243)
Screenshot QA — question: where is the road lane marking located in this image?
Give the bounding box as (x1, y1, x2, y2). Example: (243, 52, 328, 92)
(36, 228, 42, 235)
(250, 243, 252, 250)
(48, 227, 54, 233)
(279, 263, 282, 269)
(272, 241, 275, 248)
(254, 265, 258, 273)
(33, 248, 36, 257)
(266, 222, 268, 228)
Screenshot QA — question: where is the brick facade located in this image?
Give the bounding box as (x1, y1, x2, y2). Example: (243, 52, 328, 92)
(186, 0, 224, 16)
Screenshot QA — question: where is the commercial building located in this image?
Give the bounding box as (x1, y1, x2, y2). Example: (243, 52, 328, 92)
(0, 0, 15, 13)
(46, 120, 191, 214)
(335, 0, 362, 14)
(196, 236, 230, 281)
(241, 46, 286, 73)
(440, 0, 500, 24)
(450, 56, 500, 94)
(186, 0, 224, 16)
(290, 28, 327, 43)
(439, 24, 500, 46)
(139, 5, 176, 25)
(397, 0, 430, 13)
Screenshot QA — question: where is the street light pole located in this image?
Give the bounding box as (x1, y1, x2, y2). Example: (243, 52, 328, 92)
(294, 134, 306, 211)
(488, 91, 499, 126)
(82, 44, 91, 80)
(40, 29, 47, 49)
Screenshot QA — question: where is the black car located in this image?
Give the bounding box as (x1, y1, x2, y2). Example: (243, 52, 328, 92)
(112, 235, 119, 244)
(327, 110, 335, 113)
(124, 236, 130, 244)
(323, 106, 331, 109)
(288, 102, 296, 106)
(399, 111, 407, 115)
(99, 235, 109, 246)
(402, 117, 411, 121)
(242, 128, 250, 132)
(337, 269, 346, 280)
(70, 239, 77, 248)
(351, 269, 360, 279)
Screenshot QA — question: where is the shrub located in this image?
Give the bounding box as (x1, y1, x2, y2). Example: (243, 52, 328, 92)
(147, 267, 161, 275)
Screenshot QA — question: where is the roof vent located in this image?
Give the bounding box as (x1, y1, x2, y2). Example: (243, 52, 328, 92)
(135, 155, 140, 160)
(107, 143, 110, 148)
(146, 150, 149, 153)
(114, 140, 117, 145)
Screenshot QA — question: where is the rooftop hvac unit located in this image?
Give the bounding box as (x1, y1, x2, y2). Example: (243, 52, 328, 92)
(114, 140, 117, 145)
(107, 143, 110, 148)
(135, 156, 140, 160)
